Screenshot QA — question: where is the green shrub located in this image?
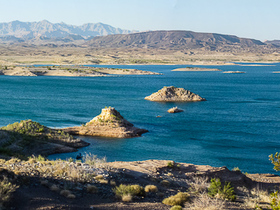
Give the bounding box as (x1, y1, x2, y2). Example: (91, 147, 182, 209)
(170, 205, 182, 210)
(271, 191, 280, 210)
(208, 178, 236, 201)
(0, 176, 18, 204)
(113, 184, 144, 199)
(270, 153, 280, 171)
(162, 192, 189, 206)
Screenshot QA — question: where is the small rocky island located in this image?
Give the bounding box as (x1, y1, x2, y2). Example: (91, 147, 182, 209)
(0, 120, 89, 158)
(223, 71, 245, 73)
(145, 86, 206, 102)
(172, 67, 221, 71)
(63, 107, 148, 138)
(167, 107, 184, 113)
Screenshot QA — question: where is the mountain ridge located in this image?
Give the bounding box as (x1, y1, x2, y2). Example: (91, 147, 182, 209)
(0, 20, 137, 40)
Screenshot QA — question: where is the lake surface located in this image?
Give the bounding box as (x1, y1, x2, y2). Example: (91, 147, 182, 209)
(0, 64, 279, 174)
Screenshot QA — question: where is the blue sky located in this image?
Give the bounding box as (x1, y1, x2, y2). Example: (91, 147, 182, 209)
(0, 0, 279, 41)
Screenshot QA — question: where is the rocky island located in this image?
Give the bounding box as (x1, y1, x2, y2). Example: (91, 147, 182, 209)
(0, 120, 89, 158)
(172, 67, 221, 71)
(0, 65, 161, 77)
(145, 86, 206, 102)
(167, 107, 184, 113)
(63, 107, 148, 138)
(223, 71, 246, 74)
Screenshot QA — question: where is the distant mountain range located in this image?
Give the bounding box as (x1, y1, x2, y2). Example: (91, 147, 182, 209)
(85, 30, 279, 53)
(0, 20, 279, 53)
(0, 20, 136, 42)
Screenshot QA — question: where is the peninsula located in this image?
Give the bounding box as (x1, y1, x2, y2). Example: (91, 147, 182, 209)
(63, 107, 148, 138)
(0, 120, 89, 158)
(0, 65, 160, 77)
(145, 86, 206, 102)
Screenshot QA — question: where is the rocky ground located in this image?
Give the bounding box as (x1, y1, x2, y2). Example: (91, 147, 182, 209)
(1, 158, 280, 209)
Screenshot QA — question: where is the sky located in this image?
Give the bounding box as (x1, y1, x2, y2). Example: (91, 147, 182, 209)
(0, 0, 279, 41)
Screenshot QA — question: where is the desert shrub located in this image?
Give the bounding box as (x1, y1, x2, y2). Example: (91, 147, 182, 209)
(170, 205, 182, 210)
(232, 167, 241, 172)
(122, 194, 132, 202)
(167, 161, 175, 168)
(86, 184, 98, 193)
(162, 192, 189, 206)
(270, 153, 280, 171)
(50, 184, 60, 192)
(271, 191, 280, 210)
(113, 184, 144, 199)
(0, 176, 18, 204)
(83, 153, 106, 166)
(185, 192, 225, 210)
(160, 180, 170, 187)
(67, 194, 76, 199)
(60, 189, 71, 197)
(189, 176, 209, 193)
(145, 185, 158, 193)
(208, 178, 236, 201)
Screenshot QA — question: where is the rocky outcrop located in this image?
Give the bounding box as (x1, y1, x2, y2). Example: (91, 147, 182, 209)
(223, 71, 245, 73)
(145, 86, 206, 102)
(167, 107, 183, 113)
(0, 120, 89, 157)
(63, 107, 148, 138)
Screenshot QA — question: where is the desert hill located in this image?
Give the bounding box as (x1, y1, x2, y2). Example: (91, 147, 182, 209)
(86, 30, 279, 53)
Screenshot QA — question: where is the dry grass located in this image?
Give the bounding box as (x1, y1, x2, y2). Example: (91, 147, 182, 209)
(0, 176, 18, 204)
(189, 176, 209, 193)
(122, 194, 132, 202)
(185, 192, 225, 210)
(162, 192, 189, 206)
(145, 185, 158, 193)
(243, 187, 271, 209)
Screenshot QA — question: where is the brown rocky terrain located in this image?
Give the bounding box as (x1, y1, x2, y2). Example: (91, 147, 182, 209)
(63, 107, 148, 138)
(1, 158, 280, 209)
(167, 107, 184, 113)
(145, 86, 206, 102)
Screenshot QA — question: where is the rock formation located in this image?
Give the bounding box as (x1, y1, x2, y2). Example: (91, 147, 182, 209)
(167, 107, 184, 113)
(63, 107, 148, 138)
(145, 86, 206, 102)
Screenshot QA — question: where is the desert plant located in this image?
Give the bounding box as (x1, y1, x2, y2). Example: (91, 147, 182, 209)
(86, 184, 98, 193)
(122, 194, 132, 202)
(145, 185, 158, 193)
(208, 178, 236, 201)
(170, 205, 182, 210)
(113, 184, 144, 200)
(185, 192, 225, 210)
(270, 153, 280, 171)
(189, 176, 209, 193)
(0, 176, 18, 204)
(232, 167, 241, 172)
(162, 192, 189, 206)
(271, 191, 280, 210)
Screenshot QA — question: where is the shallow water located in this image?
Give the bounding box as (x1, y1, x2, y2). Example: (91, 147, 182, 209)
(0, 64, 279, 174)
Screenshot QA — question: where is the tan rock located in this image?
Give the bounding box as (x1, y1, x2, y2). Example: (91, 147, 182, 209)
(167, 107, 183, 113)
(63, 107, 148, 138)
(145, 86, 206, 102)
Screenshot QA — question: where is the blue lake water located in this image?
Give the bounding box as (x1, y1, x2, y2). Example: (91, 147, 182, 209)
(0, 64, 279, 174)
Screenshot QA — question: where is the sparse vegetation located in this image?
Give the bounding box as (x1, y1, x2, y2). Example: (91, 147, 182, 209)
(0, 176, 18, 205)
(208, 178, 236, 201)
(270, 152, 280, 171)
(113, 184, 144, 200)
(162, 192, 189, 206)
(144, 185, 158, 193)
